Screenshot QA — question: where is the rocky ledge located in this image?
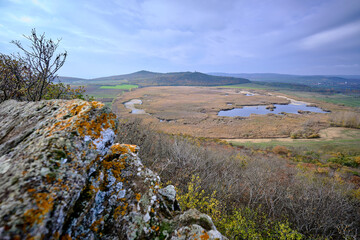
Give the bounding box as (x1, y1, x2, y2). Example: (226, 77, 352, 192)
(0, 100, 225, 240)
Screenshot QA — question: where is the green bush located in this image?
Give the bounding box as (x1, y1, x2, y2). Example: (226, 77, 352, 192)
(327, 153, 359, 168)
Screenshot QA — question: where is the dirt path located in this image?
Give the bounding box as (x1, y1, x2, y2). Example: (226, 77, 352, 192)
(222, 127, 359, 143)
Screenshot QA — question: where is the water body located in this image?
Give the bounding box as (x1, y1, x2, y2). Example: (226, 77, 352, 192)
(218, 103, 327, 117)
(124, 99, 146, 114)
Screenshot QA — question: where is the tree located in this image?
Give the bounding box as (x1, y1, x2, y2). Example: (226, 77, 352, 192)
(0, 54, 27, 102)
(0, 29, 92, 103)
(11, 28, 67, 101)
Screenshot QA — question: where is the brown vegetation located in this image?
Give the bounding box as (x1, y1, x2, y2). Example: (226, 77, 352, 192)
(112, 86, 330, 139)
(116, 119, 360, 239)
(330, 111, 360, 129)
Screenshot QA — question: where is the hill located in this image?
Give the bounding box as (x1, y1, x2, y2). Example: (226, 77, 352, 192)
(59, 70, 250, 87)
(209, 72, 360, 91)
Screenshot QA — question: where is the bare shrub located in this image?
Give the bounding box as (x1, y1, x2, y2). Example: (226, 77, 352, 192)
(1, 29, 90, 102)
(116, 118, 360, 239)
(272, 145, 290, 155)
(330, 111, 360, 129)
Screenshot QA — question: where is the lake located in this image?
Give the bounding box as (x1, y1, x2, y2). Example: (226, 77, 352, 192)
(218, 103, 328, 117)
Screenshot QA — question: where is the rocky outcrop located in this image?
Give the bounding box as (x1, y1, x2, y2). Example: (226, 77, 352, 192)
(0, 100, 225, 240)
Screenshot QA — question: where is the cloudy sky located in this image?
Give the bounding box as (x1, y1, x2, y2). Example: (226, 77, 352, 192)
(1, 0, 360, 78)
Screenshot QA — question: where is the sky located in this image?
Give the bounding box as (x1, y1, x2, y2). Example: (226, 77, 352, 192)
(0, 0, 360, 78)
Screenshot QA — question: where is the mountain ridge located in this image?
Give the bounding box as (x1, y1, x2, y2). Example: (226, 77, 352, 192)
(58, 70, 250, 87)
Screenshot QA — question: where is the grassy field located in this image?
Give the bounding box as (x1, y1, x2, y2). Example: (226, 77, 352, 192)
(79, 85, 139, 107)
(219, 84, 360, 108)
(229, 128, 360, 156)
(313, 95, 360, 107)
(231, 139, 360, 155)
(217, 83, 269, 90)
(277, 91, 360, 108)
(100, 84, 138, 90)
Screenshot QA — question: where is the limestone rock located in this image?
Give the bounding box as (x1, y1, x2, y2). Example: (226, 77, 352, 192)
(0, 99, 225, 240)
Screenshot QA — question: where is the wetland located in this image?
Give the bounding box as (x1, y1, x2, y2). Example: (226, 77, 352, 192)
(112, 86, 342, 139)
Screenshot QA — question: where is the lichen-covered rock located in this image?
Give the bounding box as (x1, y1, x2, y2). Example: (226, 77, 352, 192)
(0, 100, 225, 240)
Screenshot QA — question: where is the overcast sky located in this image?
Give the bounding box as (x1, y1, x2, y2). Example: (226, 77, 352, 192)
(1, 0, 360, 78)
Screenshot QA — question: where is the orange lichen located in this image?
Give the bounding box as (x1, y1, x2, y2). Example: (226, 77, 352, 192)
(89, 184, 100, 193)
(90, 217, 103, 232)
(151, 225, 160, 231)
(24, 193, 54, 226)
(135, 193, 141, 202)
(126, 144, 137, 153)
(110, 144, 130, 155)
(113, 202, 128, 219)
(91, 101, 105, 109)
(102, 156, 127, 182)
(200, 231, 210, 240)
(46, 101, 116, 140)
(121, 203, 128, 216)
(46, 173, 56, 183)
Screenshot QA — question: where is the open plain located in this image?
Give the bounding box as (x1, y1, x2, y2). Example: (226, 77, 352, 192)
(112, 86, 337, 139)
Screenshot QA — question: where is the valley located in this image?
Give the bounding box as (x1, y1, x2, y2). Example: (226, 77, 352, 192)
(73, 72, 360, 239)
(112, 86, 336, 139)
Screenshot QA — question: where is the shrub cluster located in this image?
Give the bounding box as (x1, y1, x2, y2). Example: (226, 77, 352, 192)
(116, 119, 360, 239)
(330, 111, 360, 129)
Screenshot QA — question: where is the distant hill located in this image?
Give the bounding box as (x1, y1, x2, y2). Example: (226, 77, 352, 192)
(209, 73, 360, 91)
(59, 70, 250, 87)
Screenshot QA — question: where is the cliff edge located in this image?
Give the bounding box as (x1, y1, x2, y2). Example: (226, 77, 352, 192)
(0, 100, 225, 240)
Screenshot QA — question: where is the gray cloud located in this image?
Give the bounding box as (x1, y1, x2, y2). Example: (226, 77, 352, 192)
(0, 0, 359, 77)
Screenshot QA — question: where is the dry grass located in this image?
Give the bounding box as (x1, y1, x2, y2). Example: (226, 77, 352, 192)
(330, 111, 360, 129)
(112, 86, 330, 139)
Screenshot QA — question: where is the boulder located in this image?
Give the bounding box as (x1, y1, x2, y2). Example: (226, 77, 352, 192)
(0, 100, 225, 240)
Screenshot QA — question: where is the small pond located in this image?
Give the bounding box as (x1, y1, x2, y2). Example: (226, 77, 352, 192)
(218, 103, 327, 117)
(124, 99, 146, 114)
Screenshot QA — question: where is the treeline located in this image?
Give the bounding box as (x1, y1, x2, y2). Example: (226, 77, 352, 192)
(0, 29, 89, 103)
(116, 119, 360, 239)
